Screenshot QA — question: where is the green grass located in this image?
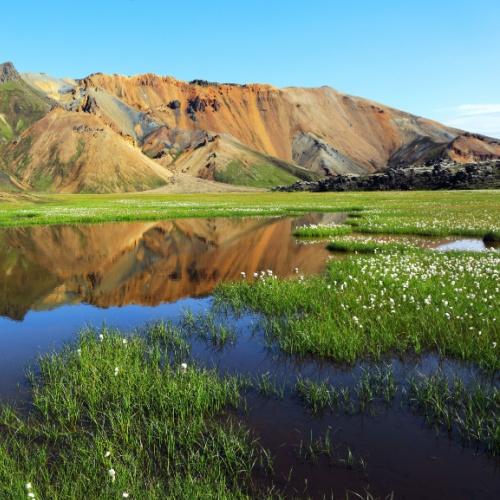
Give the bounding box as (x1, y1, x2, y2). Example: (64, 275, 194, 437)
(407, 373, 500, 455)
(214, 160, 300, 188)
(293, 224, 353, 238)
(326, 240, 409, 254)
(0, 325, 270, 499)
(0, 191, 497, 238)
(180, 310, 237, 349)
(0, 80, 51, 140)
(216, 249, 500, 371)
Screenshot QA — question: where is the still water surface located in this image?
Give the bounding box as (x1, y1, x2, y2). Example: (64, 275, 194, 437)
(0, 215, 497, 499)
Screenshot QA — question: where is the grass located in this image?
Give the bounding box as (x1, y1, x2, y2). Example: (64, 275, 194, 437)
(293, 224, 353, 238)
(180, 310, 237, 349)
(214, 160, 300, 188)
(216, 249, 500, 371)
(0, 325, 274, 499)
(408, 373, 500, 455)
(0, 191, 497, 240)
(295, 378, 340, 414)
(0, 80, 50, 142)
(294, 366, 498, 454)
(297, 428, 367, 471)
(326, 240, 409, 254)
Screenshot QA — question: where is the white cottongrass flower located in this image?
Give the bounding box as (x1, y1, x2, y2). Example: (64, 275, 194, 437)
(181, 363, 188, 372)
(122, 338, 128, 345)
(104, 451, 111, 458)
(99, 334, 104, 342)
(122, 493, 130, 498)
(77, 349, 82, 356)
(25, 483, 32, 490)
(240, 271, 246, 278)
(108, 468, 116, 482)
(114, 367, 120, 376)
(27, 494, 35, 499)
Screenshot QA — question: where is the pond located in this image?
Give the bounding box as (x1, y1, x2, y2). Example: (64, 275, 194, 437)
(0, 215, 498, 499)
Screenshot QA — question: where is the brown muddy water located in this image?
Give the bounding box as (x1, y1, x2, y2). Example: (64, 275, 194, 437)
(0, 215, 498, 499)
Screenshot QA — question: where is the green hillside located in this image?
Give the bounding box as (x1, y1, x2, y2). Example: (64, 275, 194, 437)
(0, 79, 52, 143)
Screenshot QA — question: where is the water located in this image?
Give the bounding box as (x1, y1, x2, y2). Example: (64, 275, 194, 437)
(0, 215, 498, 499)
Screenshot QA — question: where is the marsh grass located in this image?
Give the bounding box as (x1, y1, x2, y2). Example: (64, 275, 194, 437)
(216, 249, 499, 371)
(297, 428, 367, 472)
(0, 325, 270, 499)
(326, 240, 408, 254)
(295, 365, 396, 416)
(356, 365, 397, 410)
(293, 224, 353, 238)
(254, 372, 285, 399)
(0, 191, 498, 243)
(407, 373, 500, 455)
(181, 310, 237, 349)
(295, 378, 341, 414)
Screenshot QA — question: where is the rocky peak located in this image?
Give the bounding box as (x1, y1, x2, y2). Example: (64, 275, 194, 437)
(0, 61, 21, 84)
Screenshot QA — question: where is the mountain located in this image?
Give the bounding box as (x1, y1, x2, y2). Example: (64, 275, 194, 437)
(3, 108, 175, 193)
(0, 61, 499, 193)
(0, 62, 53, 144)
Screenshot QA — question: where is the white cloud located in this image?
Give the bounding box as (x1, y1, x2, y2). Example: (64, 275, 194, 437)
(439, 104, 500, 139)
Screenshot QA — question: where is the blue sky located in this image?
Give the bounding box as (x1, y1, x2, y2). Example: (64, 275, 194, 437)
(2, 0, 499, 136)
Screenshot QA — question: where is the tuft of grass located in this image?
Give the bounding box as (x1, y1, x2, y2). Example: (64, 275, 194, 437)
(293, 224, 353, 238)
(297, 428, 367, 471)
(181, 310, 237, 349)
(0, 325, 269, 499)
(407, 373, 500, 455)
(295, 378, 340, 414)
(356, 365, 397, 410)
(253, 372, 285, 399)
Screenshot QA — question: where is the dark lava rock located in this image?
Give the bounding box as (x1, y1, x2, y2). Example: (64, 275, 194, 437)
(167, 100, 181, 110)
(274, 160, 500, 192)
(186, 96, 221, 121)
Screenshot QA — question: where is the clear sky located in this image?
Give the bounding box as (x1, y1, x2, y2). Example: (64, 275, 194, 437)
(2, 0, 499, 137)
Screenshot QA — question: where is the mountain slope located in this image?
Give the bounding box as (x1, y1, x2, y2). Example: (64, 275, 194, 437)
(2, 63, 498, 193)
(74, 74, 469, 172)
(0, 62, 53, 144)
(3, 108, 173, 193)
(143, 130, 319, 188)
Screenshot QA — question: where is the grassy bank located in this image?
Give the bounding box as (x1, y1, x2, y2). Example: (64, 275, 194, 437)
(0, 326, 267, 499)
(0, 191, 498, 240)
(216, 249, 500, 371)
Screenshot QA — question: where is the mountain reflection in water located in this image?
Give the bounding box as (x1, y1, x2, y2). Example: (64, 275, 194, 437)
(0, 214, 344, 320)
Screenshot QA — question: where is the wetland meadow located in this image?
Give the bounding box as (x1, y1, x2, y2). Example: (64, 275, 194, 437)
(0, 191, 498, 499)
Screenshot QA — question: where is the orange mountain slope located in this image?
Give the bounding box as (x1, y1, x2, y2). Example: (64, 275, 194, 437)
(0, 62, 498, 193)
(78, 73, 499, 171)
(3, 108, 173, 193)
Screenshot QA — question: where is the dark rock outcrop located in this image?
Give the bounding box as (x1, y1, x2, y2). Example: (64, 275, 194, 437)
(0, 61, 21, 84)
(186, 96, 221, 121)
(274, 160, 500, 192)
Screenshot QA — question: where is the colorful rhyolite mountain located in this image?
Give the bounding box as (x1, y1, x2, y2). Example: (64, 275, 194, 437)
(1, 61, 499, 193)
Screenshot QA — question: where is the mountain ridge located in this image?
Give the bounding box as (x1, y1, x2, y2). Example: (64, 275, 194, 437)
(0, 61, 499, 193)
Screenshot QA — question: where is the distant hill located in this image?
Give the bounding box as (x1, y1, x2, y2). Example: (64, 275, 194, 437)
(0, 61, 498, 193)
